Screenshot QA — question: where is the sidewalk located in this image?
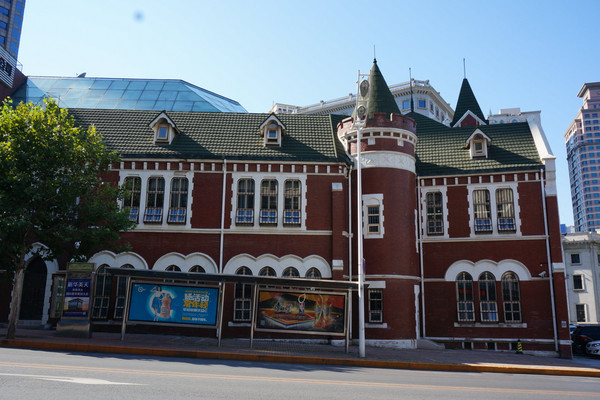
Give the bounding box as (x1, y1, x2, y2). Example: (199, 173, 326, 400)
(1, 327, 599, 378)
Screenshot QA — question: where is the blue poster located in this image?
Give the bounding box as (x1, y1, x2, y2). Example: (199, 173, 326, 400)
(63, 278, 91, 317)
(128, 283, 219, 326)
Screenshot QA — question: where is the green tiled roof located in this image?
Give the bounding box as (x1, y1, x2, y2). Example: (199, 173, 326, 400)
(409, 112, 544, 176)
(450, 78, 486, 126)
(68, 109, 350, 164)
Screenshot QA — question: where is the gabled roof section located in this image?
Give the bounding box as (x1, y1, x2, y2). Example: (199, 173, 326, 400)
(68, 108, 351, 164)
(259, 113, 286, 134)
(150, 111, 179, 132)
(451, 78, 486, 127)
(407, 112, 543, 176)
(465, 128, 491, 146)
(365, 59, 401, 119)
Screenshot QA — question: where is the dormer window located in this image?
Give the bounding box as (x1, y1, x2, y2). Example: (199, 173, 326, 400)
(150, 112, 179, 144)
(260, 114, 286, 147)
(157, 125, 169, 141)
(466, 129, 491, 159)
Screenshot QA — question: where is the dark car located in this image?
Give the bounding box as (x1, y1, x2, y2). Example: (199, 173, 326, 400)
(571, 325, 600, 354)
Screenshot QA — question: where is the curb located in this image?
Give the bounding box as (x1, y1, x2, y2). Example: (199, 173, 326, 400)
(2, 339, 600, 378)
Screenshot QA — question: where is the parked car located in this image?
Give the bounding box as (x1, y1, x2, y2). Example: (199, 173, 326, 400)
(586, 340, 600, 357)
(571, 325, 600, 354)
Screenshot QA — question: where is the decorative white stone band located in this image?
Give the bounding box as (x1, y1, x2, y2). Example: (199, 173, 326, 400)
(356, 151, 416, 173)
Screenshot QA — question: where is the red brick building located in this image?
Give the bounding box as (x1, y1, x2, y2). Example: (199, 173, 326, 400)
(1, 61, 570, 356)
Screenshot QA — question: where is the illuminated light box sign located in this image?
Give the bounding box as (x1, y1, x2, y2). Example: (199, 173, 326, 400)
(62, 278, 91, 318)
(255, 290, 346, 336)
(0, 46, 15, 88)
(128, 283, 219, 326)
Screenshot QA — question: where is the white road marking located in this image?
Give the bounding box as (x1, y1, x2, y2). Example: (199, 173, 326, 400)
(0, 372, 143, 385)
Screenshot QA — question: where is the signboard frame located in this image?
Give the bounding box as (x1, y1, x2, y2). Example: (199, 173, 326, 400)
(253, 288, 348, 337)
(124, 280, 221, 329)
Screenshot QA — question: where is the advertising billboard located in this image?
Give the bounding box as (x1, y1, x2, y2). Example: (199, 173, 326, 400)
(255, 290, 346, 336)
(62, 278, 91, 318)
(128, 283, 219, 327)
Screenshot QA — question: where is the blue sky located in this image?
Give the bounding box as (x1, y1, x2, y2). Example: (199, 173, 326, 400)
(18, 0, 600, 226)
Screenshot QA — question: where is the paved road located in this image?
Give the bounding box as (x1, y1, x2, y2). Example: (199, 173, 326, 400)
(1, 348, 599, 400)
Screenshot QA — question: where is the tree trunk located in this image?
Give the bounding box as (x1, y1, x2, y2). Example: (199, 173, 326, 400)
(6, 265, 25, 340)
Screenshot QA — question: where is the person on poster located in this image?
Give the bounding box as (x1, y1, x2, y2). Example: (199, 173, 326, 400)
(151, 286, 163, 321)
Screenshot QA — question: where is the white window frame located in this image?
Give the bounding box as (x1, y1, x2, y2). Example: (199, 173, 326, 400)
(420, 186, 449, 239)
(362, 193, 384, 239)
(119, 170, 194, 229)
(368, 288, 383, 323)
(231, 172, 307, 230)
(260, 115, 285, 147)
(466, 129, 491, 159)
(576, 303, 587, 322)
(467, 182, 521, 237)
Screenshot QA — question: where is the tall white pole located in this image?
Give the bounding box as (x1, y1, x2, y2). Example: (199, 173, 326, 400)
(355, 70, 366, 358)
(357, 122, 365, 358)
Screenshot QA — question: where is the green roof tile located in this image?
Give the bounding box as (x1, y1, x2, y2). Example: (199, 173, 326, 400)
(68, 109, 351, 164)
(408, 112, 543, 176)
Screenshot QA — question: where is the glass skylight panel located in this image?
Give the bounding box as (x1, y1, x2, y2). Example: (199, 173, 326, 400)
(109, 80, 129, 90)
(121, 90, 142, 100)
(90, 79, 111, 90)
(163, 81, 184, 91)
(104, 89, 125, 99)
(171, 101, 193, 112)
(127, 80, 147, 91)
(145, 81, 164, 91)
(135, 100, 155, 110)
(140, 90, 160, 100)
(158, 90, 178, 101)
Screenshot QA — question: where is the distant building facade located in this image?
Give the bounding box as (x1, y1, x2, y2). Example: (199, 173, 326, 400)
(270, 79, 453, 125)
(562, 232, 600, 324)
(565, 82, 600, 232)
(0, 0, 24, 59)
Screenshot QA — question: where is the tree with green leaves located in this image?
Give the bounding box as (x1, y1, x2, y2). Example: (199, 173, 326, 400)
(0, 99, 134, 339)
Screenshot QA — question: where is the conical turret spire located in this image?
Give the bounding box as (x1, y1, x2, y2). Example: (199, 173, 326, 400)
(365, 59, 401, 119)
(450, 78, 486, 127)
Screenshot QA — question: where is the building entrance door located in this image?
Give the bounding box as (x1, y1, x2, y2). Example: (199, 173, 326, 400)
(19, 257, 47, 321)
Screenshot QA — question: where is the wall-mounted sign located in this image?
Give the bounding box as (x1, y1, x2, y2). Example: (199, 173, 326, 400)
(255, 290, 347, 336)
(128, 283, 219, 327)
(0, 46, 16, 88)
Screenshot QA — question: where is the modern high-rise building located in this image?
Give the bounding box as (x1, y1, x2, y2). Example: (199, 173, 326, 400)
(565, 82, 600, 231)
(0, 0, 25, 59)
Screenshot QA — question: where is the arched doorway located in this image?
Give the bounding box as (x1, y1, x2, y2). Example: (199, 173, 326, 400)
(19, 258, 47, 321)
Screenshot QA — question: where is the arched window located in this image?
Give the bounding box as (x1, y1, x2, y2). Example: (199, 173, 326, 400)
(456, 272, 474, 322)
(479, 272, 498, 322)
(234, 267, 253, 322)
(283, 180, 301, 226)
(305, 268, 321, 279)
(259, 266, 276, 277)
(282, 267, 300, 278)
(165, 265, 181, 272)
(123, 177, 141, 222)
(502, 272, 521, 322)
(189, 265, 205, 273)
(92, 264, 111, 319)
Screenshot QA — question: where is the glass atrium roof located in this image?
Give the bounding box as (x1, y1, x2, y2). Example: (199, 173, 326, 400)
(11, 76, 247, 113)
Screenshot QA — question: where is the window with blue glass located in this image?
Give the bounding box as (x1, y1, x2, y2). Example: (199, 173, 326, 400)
(402, 100, 410, 109)
(283, 179, 301, 226)
(144, 177, 165, 223)
(168, 177, 188, 224)
(418, 99, 426, 108)
(479, 272, 498, 322)
(123, 177, 141, 223)
(473, 189, 492, 233)
(260, 179, 278, 225)
(496, 188, 516, 232)
(236, 178, 255, 224)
